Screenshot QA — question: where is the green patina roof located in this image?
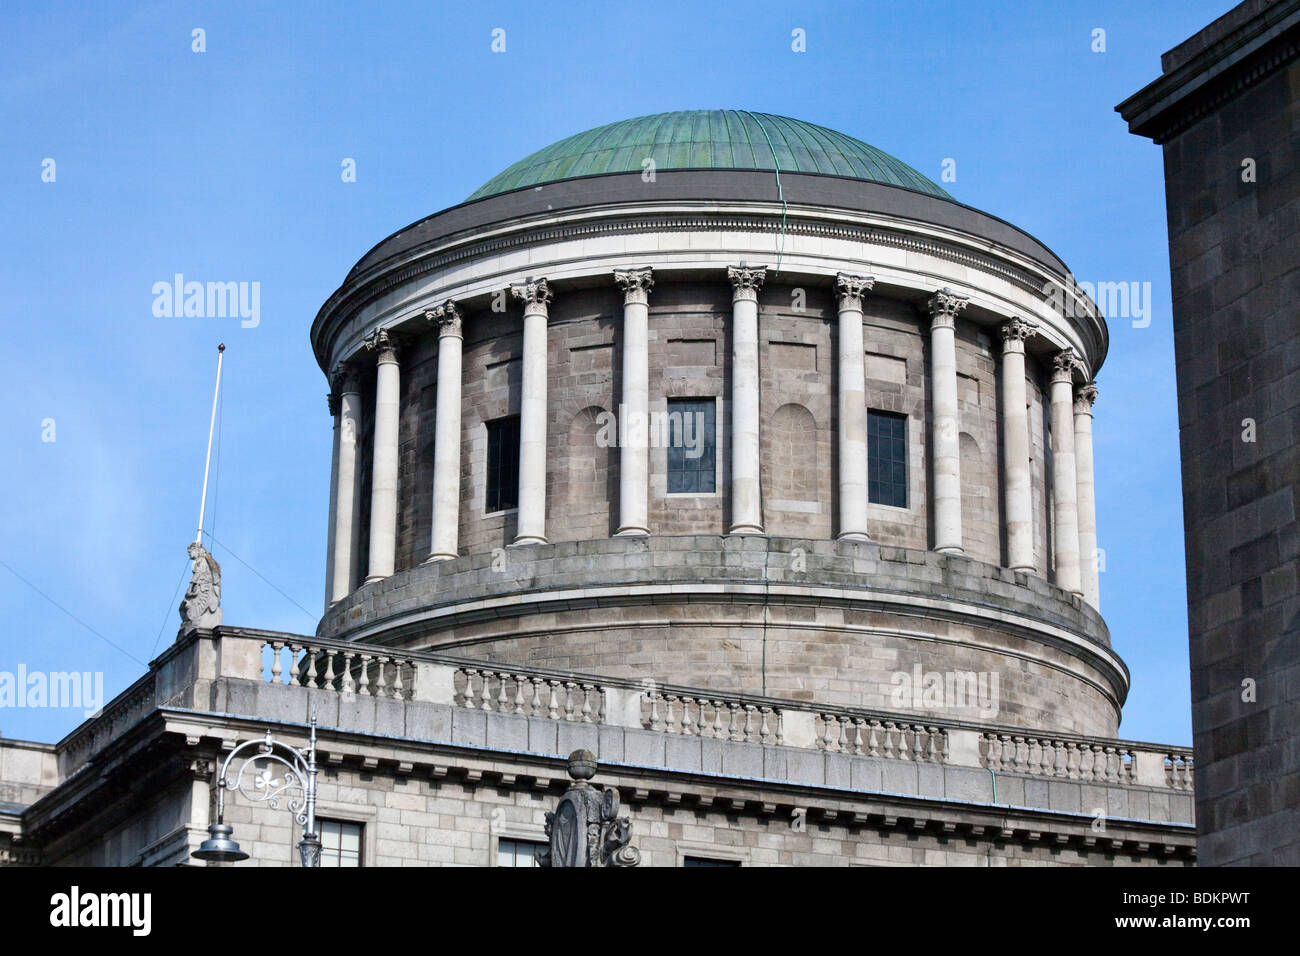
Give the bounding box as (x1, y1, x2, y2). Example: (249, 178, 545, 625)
(467, 110, 951, 201)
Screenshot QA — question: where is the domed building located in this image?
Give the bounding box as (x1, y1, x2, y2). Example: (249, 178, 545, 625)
(315, 110, 1114, 736)
(0, 111, 1195, 868)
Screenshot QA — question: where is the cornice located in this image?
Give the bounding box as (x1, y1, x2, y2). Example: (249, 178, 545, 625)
(311, 204, 1106, 373)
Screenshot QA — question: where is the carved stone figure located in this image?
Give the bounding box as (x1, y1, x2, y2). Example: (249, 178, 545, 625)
(538, 750, 640, 867)
(180, 541, 222, 632)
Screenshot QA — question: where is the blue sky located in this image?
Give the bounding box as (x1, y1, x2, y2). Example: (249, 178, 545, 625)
(0, 0, 1231, 745)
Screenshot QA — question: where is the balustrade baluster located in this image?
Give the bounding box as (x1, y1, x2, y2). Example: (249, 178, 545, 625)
(867, 720, 882, 758)
(341, 653, 356, 695)
(759, 706, 772, 745)
(270, 641, 284, 684)
(357, 654, 372, 697)
(374, 657, 389, 698)
(513, 676, 526, 715)
(547, 680, 561, 720)
(682, 697, 696, 736)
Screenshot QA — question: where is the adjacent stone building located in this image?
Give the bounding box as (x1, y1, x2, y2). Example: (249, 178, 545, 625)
(1118, 0, 1300, 866)
(2, 111, 1196, 866)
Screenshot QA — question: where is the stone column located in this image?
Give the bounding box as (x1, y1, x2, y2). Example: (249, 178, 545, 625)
(364, 329, 401, 584)
(998, 318, 1037, 572)
(614, 268, 653, 536)
(727, 265, 766, 534)
(329, 362, 364, 603)
(1074, 382, 1100, 607)
(426, 300, 464, 562)
(1049, 350, 1082, 595)
(511, 278, 552, 546)
(836, 272, 875, 540)
(325, 388, 340, 609)
(926, 288, 969, 554)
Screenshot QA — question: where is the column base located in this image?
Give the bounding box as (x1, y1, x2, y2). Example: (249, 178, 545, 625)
(614, 526, 650, 536)
(1009, 564, 1035, 574)
(837, 532, 872, 542)
(423, 552, 457, 564)
(727, 525, 766, 535)
(510, 535, 548, 547)
(935, 546, 966, 556)
(362, 574, 388, 585)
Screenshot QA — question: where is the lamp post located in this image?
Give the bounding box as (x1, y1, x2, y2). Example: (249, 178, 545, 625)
(193, 714, 321, 867)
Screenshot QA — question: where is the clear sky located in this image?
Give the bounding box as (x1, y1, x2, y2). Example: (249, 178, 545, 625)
(0, 0, 1232, 745)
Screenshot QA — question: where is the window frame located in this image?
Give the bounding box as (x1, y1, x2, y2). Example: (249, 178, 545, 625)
(867, 409, 910, 511)
(664, 396, 721, 498)
(484, 415, 521, 515)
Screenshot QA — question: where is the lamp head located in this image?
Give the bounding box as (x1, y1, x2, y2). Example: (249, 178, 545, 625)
(192, 823, 248, 863)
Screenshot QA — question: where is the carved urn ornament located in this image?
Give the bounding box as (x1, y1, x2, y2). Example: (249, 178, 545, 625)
(538, 750, 640, 867)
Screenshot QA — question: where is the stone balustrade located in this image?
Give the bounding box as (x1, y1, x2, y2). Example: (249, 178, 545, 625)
(249, 633, 1190, 788)
(34, 628, 1189, 799)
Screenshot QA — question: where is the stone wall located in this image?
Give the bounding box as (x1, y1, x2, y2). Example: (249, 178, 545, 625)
(1119, 0, 1300, 866)
(321, 535, 1123, 736)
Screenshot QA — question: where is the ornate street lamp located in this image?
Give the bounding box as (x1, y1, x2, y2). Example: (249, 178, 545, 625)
(193, 714, 321, 867)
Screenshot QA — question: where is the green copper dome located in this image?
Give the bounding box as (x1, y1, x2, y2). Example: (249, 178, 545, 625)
(467, 110, 951, 201)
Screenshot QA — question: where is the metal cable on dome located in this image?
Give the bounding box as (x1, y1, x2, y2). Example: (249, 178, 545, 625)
(740, 110, 787, 274)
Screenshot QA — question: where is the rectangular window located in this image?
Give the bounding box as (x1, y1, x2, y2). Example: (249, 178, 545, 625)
(486, 416, 521, 513)
(683, 856, 741, 867)
(318, 819, 362, 868)
(497, 838, 545, 867)
(868, 411, 908, 508)
(666, 398, 716, 494)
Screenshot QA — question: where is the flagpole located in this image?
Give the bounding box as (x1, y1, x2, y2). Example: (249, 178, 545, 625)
(196, 344, 225, 546)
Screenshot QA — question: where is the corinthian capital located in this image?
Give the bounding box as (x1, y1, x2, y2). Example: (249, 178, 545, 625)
(1051, 349, 1080, 384)
(998, 317, 1037, 353)
(836, 272, 876, 306)
(926, 287, 969, 329)
(1075, 382, 1099, 414)
(613, 268, 654, 303)
(727, 265, 767, 299)
(510, 278, 553, 311)
(363, 327, 401, 362)
(328, 361, 362, 415)
(425, 299, 463, 338)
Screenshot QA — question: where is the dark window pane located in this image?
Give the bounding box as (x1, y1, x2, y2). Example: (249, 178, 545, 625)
(868, 411, 908, 508)
(667, 399, 715, 494)
(486, 416, 521, 513)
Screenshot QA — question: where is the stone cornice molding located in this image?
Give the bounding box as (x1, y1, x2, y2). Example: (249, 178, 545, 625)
(312, 208, 1108, 375)
(926, 287, 969, 330)
(835, 272, 876, 308)
(613, 267, 655, 305)
(424, 299, 463, 338)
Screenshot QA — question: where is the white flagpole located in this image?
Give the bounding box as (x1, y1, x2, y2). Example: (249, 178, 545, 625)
(196, 343, 226, 546)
